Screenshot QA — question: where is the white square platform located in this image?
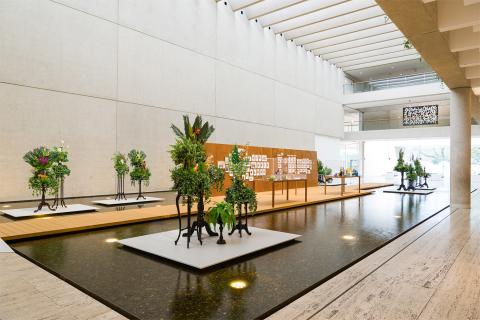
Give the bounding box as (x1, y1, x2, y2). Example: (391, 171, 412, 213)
(118, 227, 301, 269)
(1, 204, 98, 218)
(383, 188, 433, 195)
(92, 197, 164, 206)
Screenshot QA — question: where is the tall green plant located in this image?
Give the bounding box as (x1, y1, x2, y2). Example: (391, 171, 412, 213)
(128, 149, 151, 186)
(394, 149, 407, 172)
(169, 115, 224, 205)
(405, 164, 417, 182)
(225, 145, 257, 214)
(51, 145, 71, 179)
(413, 158, 424, 177)
(112, 152, 129, 175)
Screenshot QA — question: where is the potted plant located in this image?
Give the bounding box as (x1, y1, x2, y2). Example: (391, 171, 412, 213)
(23, 147, 59, 212)
(207, 201, 236, 244)
(128, 149, 151, 200)
(413, 158, 424, 187)
(405, 164, 417, 191)
(112, 152, 129, 200)
(225, 145, 257, 237)
(317, 160, 332, 184)
(170, 115, 224, 247)
(394, 149, 408, 191)
(422, 166, 431, 189)
(51, 143, 71, 208)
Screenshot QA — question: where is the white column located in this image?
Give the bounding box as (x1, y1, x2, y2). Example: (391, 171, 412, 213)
(450, 87, 472, 209)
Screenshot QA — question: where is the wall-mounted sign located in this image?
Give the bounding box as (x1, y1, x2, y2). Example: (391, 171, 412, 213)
(403, 105, 438, 126)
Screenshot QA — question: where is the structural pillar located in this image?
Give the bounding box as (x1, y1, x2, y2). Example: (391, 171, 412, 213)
(450, 87, 472, 209)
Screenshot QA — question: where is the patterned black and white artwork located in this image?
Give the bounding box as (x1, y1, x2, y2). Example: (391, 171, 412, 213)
(403, 105, 438, 126)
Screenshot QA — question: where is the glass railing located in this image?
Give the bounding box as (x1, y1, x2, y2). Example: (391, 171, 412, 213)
(344, 116, 450, 132)
(344, 72, 442, 94)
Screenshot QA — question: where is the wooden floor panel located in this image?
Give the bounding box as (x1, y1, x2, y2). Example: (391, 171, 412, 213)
(0, 185, 371, 241)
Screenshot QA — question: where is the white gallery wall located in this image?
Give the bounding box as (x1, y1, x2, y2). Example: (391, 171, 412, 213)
(0, 0, 345, 201)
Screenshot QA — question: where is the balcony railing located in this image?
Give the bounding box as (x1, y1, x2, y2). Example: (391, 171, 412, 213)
(344, 72, 442, 94)
(344, 116, 450, 132)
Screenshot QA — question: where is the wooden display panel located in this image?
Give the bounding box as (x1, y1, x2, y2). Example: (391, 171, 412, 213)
(205, 143, 318, 195)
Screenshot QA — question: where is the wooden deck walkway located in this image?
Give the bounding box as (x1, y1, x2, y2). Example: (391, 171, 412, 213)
(0, 185, 372, 241)
(269, 192, 480, 320)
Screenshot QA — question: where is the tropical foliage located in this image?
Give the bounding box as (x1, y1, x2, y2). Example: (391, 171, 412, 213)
(207, 201, 236, 231)
(128, 149, 151, 186)
(112, 152, 129, 175)
(23, 147, 59, 196)
(169, 115, 224, 205)
(225, 145, 257, 214)
(171, 114, 215, 144)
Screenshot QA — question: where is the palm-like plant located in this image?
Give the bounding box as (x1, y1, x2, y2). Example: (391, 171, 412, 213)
(171, 114, 215, 144)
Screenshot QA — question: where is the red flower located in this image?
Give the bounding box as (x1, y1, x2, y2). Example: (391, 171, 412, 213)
(194, 128, 201, 136)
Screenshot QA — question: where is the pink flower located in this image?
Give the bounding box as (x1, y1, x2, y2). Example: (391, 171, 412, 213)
(38, 156, 49, 165)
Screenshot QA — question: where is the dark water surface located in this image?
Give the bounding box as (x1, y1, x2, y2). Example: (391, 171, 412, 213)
(11, 189, 449, 320)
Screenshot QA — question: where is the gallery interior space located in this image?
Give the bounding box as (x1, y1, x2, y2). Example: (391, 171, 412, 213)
(0, 0, 479, 319)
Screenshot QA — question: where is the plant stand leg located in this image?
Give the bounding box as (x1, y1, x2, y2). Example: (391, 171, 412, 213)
(136, 181, 146, 200)
(217, 221, 226, 245)
(229, 203, 252, 237)
(174, 193, 182, 245)
(34, 186, 55, 213)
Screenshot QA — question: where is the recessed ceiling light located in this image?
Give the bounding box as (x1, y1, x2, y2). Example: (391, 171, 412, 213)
(229, 280, 247, 289)
(105, 238, 118, 243)
(342, 235, 356, 240)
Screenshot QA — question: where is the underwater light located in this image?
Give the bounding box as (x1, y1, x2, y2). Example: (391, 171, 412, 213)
(342, 235, 356, 240)
(229, 280, 247, 289)
(105, 238, 118, 243)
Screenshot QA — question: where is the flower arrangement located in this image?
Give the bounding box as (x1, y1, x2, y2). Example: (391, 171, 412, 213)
(128, 149, 151, 186)
(207, 201, 236, 245)
(51, 145, 71, 179)
(23, 147, 59, 196)
(225, 145, 257, 214)
(112, 152, 129, 176)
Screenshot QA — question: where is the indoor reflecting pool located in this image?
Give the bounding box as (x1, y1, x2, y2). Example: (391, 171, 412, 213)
(11, 189, 450, 320)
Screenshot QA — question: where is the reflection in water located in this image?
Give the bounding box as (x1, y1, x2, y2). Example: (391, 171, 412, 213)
(170, 262, 257, 320)
(11, 190, 450, 320)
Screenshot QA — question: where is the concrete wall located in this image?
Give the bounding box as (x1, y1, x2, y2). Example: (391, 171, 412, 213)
(0, 0, 345, 201)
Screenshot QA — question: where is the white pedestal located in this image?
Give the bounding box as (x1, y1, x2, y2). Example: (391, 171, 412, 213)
(118, 227, 301, 269)
(1, 204, 98, 218)
(92, 197, 164, 206)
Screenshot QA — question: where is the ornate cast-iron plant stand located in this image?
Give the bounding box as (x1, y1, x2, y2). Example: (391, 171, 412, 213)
(52, 177, 67, 209)
(115, 174, 127, 200)
(175, 194, 218, 248)
(229, 202, 252, 237)
(136, 180, 146, 200)
(397, 171, 407, 191)
(34, 185, 55, 213)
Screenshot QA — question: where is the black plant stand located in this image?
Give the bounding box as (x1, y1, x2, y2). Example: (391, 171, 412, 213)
(216, 218, 226, 245)
(136, 180, 146, 200)
(397, 171, 407, 191)
(229, 202, 252, 237)
(115, 174, 127, 201)
(174, 194, 218, 248)
(52, 177, 66, 209)
(35, 185, 55, 213)
(407, 180, 416, 191)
